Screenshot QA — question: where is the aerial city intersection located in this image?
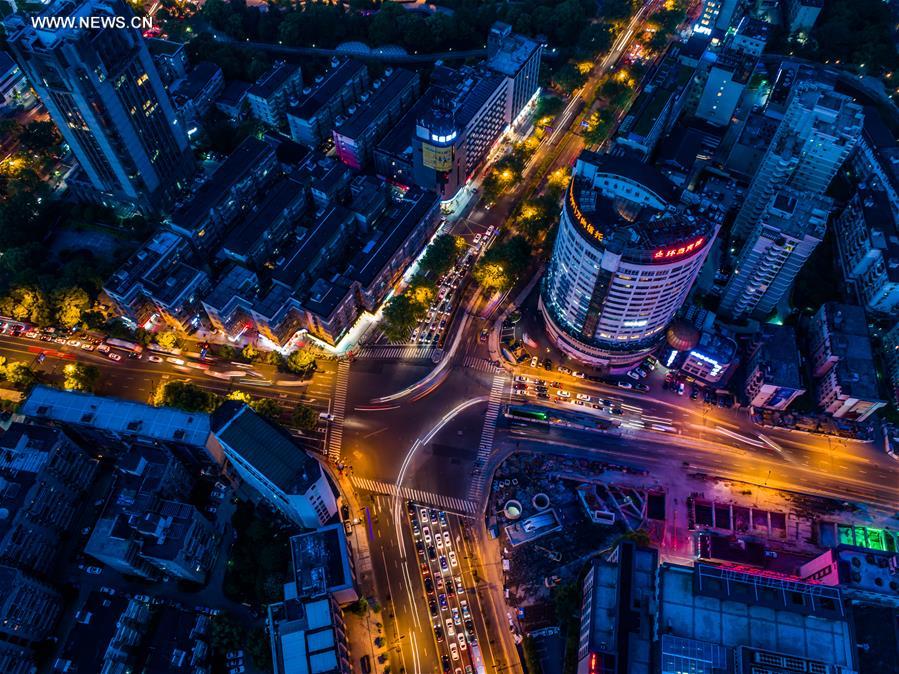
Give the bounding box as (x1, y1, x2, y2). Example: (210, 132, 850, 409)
(0, 0, 897, 673)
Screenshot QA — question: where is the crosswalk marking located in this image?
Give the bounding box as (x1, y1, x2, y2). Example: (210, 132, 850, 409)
(326, 360, 350, 461)
(356, 345, 437, 360)
(462, 355, 499, 374)
(350, 476, 477, 515)
(467, 371, 507, 503)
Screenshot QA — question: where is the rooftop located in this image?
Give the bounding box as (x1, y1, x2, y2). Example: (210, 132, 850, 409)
(173, 61, 221, 100)
(211, 402, 323, 495)
(248, 61, 300, 99)
(753, 325, 803, 390)
(288, 59, 367, 120)
(273, 205, 353, 290)
(222, 176, 305, 262)
(334, 68, 417, 139)
(290, 523, 354, 599)
(269, 597, 342, 674)
(735, 16, 771, 41)
(486, 24, 541, 77)
(21, 386, 211, 447)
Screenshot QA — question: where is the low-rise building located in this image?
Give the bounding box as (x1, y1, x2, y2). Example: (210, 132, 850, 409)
(678, 327, 738, 385)
(799, 545, 899, 607)
(695, 48, 755, 127)
(333, 68, 420, 170)
(0, 564, 62, 645)
(850, 106, 899, 219)
(142, 605, 213, 673)
(0, 424, 97, 576)
(730, 16, 770, 56)
(104, 230, 210, 333)
(486, 21, 542, 124)
(171, 61, 224, 123)
(287, 58, 369, 148)
(290, 523, 357, 605)
(807, 303, 885, 421)
(268, 596, 350, 674)
(215, 80, 251, 119)
(785, 0, 823, 38)
(833, 185, 899, 317)
(147, 38, 188, 86)
(248, 61, 303, 127)
(882, 322, 899, 405)
(210, 402, 338, 529)
(744, 324, 806, 411)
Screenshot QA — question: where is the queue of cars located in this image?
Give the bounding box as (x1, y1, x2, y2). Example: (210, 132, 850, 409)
(513, 375, 626, 415)
(407, 502, 476, 672)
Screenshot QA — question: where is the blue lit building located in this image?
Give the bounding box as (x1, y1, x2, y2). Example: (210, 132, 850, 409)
(5, 0, 194, 212)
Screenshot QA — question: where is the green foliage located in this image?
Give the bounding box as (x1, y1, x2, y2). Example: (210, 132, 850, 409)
(223, 502, 291, 607)
(346, 597, 369, 616)
(241, 343, 259, 362)
(155, 330, 180, 351)
(418, 234, 464, 280)
(62, 362, 100, 392)
(210, 615, 246, 654)
(291, 404, 319, 431)
(250, 397, 281, 420)
(514, 196, 561, 243)
(285, 348, 317, 376)
(6, 362, 36, 390)
(154, 380, 219, 412)
(0, 286, 50, 326)
(474, 235, 532, 292)
(381, 293, 428, 343)
(18, 121, 62, 153)
(552, 62, 588, 94)
(535, 94, 565, 123)
(807, 0, 898, 71)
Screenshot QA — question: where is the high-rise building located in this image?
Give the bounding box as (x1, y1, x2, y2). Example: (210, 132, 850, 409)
(486, 22, 542, 124)
(720, 188, 830, 320)
(540, 152, 721, 372)
(731, 81, 862, 238)
(5, 0, 194, 212)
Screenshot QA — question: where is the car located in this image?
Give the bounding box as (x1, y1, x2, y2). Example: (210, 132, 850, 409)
(633, 383, 650, 393)
(445, 618, 456, 637)
(465, 618, 475, 636)
(226, 651, 243, 660)
(442, 655, 451, 673)
(543, 358, 553, 370)
(440, 555, 449, 571)
(165, 357, 185, 365)
(412, 520, 420, 536)
(678, 382, 685, 395)
(443, 531, 451, 547)
(407, 501, 417, 515)
(455, 575, 464, 594)
(434, 624, 445, 642)
(450, 643, 459, 661)
(451, 607, 461, 625)
(556, 389, 571, 398)
(514, 375, 528, 383)
(435, 533, 444, 549)
(635, 366, 649, 377)
(430, 508, 439, 520)
(134, 594, 152, 604)
(575, 399, 584, 406)
(486, 225, 494, 237)
(438, 593, 448, 610)
(473, 234, 482, 244)
(643, 358, 657, 370)
(460, 599, 470, 619)
(435, 575, 444, 592)
(66, 339, 81, 347)
(438, 511, 447, 525)
(572, 371, 585, 378)
(229, 667, 245, 674)
(422, 527, 432, 544)
(617, 381, 633, 390)
(428, 546, 437, 560)
(205, 506, 217, 515)
(558, 366, 571, 374)
(416, 541, 425, 557)
(611, 407, 624, 415)
(429, 600, 438, 616)
(512, 382, 527, 390)
(147, 355, 163, 363)
(703, 390, 714, 404)
(457, 633, 467, 650)
(107, 352, 122, 361)
(85, 566, 103, 575)
(627, 370, 641, 380)
(530, 356, 539, 368)
(439, 319, 447, 329)
(576, 393, 591, 401)
(690, 387, 699, 400)
(424, 576, 434, 593)
(411, 328, 419, 341)
(420, 509, 429, 523)
(449, 550, 458, 567)
(80, 343, 95, 351)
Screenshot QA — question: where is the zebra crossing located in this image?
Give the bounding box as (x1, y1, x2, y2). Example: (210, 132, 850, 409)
(462, 354, 499, 374)
(467, 372, 507, 503)
(326, 360, 350, 461)
(356, 344, 437, 360)
(350, 476, 478, 515)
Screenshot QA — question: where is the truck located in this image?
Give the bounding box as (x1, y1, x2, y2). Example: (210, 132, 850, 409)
(105, 338, 144, 354)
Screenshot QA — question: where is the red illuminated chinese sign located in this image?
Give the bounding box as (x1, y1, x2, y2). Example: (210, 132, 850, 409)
(569, 182, 604, 244)
(652, 236, 706, 261)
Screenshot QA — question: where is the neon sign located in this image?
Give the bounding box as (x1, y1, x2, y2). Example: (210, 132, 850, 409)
(568, 182, 603, 244)
(652, 236, 705, 261)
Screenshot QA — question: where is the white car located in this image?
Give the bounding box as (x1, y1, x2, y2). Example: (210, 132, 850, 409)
(572, 371, 585, 378)
(514, 375, 528, 383)
(435, 533, 444, 549)
(576, 393, 591, 402)
(473, 234, 482, 245)
(457, 633, 467, 650)
(627, 370, 641, 380)
(617, 381, 633, 390)
(67, 339, 81, 347)
(147, 355, 163, 363)
(556, 390, 571, 398)
(166, 357, 185, 366)
(97, 344, 111, 353)
(530, 356, 538, 368)
(445, 618, 455, 637)
(85, 566, 103, 575)
(455, 576, 464, 594)
(423, 527, 432, 545)
(450, 643, 459, 661)
(318, 412, 335, 422)
(443, 531, 451, 548)
(449, 550, 458, 568)
(80, 343, 94, 351)
(107, 352, 122, 362)
(420, 508, 429, 523)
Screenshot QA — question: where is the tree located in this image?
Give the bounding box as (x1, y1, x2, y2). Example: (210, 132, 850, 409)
(210, 615, 245, 653)
(63, 362, 100, 392)
(474, 235, 532, 292)
(155, 330, 180, 350)
(473, 262, 509, 293)
(250, 397, 280, 420)
(154, 380, 218, 412)
(552, 62, 588, 93)
(241, 343, 259, 362)
(0, 286, 50, 326)
(6, 362, 36, 390)
(419, 234, 463, 280)
(51, 286, 90, 328)
(18, 121, 61, 153)
(285, 348, 316, 377)
(291, 404, 319, 431)
(381, 293, 426, 343)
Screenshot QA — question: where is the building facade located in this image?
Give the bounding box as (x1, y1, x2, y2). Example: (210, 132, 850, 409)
(5, 0, 194, 212)
(743, 324, 806, 410)
(540, 152, 720, 372)
(287, 58, 369, 148)
(720, 188, 830, 321)
(731, 81, 863, 238)
(247, 61, 303, 128)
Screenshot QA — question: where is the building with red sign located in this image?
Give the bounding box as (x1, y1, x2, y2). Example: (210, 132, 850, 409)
(540, 151, 722, 372)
